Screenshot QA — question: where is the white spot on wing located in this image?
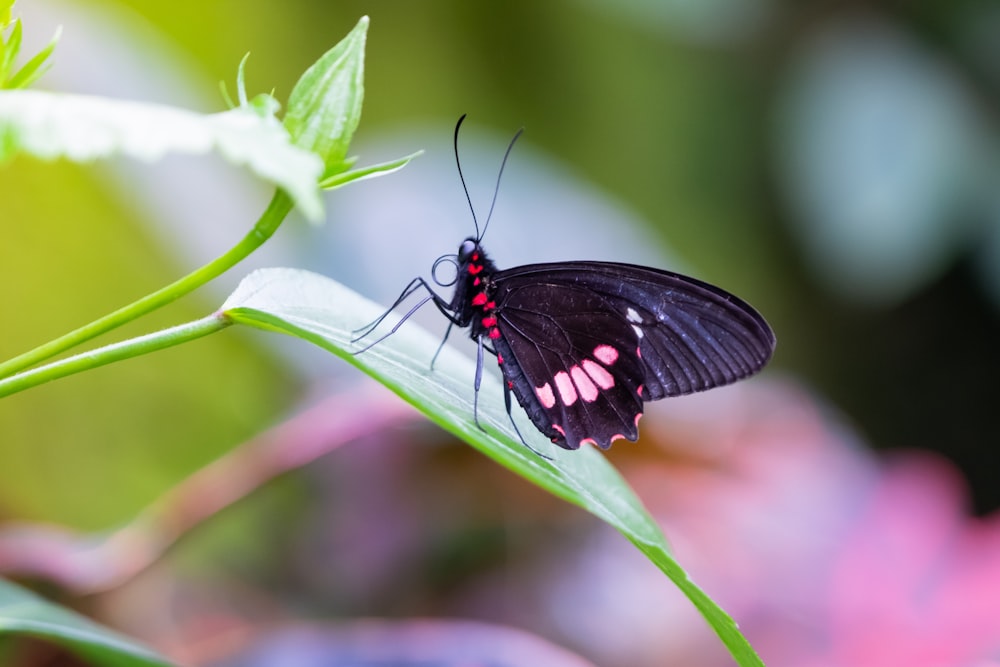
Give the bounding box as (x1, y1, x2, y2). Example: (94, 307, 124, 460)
(582, 359, 615, 389)
(570, 365, 599, 402)
(554, 371, 578, 406)
(626, 307, 643, 323)
(632, 324, 644, 339)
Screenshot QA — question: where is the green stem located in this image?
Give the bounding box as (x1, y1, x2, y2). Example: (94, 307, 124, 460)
(0, 190, 293, 380)
(0, 313, 232, 398)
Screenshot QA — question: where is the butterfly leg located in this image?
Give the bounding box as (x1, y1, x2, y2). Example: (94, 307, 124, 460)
(430, 321, 454, 371)
(502, 381, 553, 461)
(472, 334, 487, 433)
(352, 277, 428, 341)
(352, 277, 462, 354)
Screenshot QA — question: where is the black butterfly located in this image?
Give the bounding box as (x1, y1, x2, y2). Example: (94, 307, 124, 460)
(355, 116, 775, 452)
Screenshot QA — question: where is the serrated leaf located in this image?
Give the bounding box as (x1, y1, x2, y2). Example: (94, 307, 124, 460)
(0, 578, 175, 667)
(221, 268, 764, 667)
(284, 16, 366, 178)
(0, 90, 324, 220)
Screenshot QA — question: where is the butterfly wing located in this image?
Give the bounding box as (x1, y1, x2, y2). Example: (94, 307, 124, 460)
(490, 261, 775, 450)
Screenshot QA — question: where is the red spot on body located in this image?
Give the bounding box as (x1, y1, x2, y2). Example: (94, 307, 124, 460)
(508, 380, 514, 389)
(474, 278, 480, 286)
(472, 292, 488, 306)
(485, 301, 496, 310)
(472, 252, 479, 260)
(497, 353, 504, 364)
(489, 328, 501, 340)
(468, 264, 483, 275)
(481, 316, 498, 328)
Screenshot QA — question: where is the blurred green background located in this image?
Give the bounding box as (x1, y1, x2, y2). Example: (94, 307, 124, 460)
(2, 0, 998, 533)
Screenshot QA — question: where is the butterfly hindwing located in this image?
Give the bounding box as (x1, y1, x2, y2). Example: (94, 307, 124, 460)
(490, 261, 775, 450)
(491, 282, 647, 449)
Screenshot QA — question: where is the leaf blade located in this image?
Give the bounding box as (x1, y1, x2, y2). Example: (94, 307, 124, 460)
(221, 267, 764, 667)
(0, 578, 175, 667)
(0, 90, 324, 220)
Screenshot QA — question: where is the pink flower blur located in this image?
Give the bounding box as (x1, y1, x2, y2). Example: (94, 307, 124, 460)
(541, 379, 1000, 667)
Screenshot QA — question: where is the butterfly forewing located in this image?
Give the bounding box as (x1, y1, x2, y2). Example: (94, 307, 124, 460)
(491, 262, 775, 450)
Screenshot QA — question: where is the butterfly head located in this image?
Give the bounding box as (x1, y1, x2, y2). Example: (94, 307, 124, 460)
(458, 237, 479, 263)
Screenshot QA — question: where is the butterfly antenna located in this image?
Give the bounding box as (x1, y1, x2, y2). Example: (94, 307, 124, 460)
(480, 125, 524, 242)
(453, 114, 481, 240)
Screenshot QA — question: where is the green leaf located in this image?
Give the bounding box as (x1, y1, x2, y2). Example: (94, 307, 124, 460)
(1, 0, 13, 29)
(0, 90, 324, 220)
(221, 268, 765, 667)
(0, 17, 21, 84)
(4, 24, 59, 90)
(318, 149, 422, 190)
(0, 578, 175, 667)
(284, 16, 366, 179)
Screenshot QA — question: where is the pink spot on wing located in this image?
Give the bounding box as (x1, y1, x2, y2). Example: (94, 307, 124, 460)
(554, 371, 578, 406)
(535, 383, 556, 409)
(551, 424, 565, 436)
(570, 365, 599, 402)
(637, 384, 645, 398)
(636, 345, 642, 359)
(635, 412, 643, 427)
(611, 433, 626, 444)
(582, 359, 615, 389)
(580, 438, 599, 449)
(593, 345, 619, 365)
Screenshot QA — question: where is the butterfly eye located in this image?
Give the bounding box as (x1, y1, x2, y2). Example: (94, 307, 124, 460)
(458, 239, 477, 262)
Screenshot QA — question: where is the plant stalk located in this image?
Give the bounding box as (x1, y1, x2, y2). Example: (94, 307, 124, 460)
(0, 190, 293, 380)
(0, 313, 231, 398)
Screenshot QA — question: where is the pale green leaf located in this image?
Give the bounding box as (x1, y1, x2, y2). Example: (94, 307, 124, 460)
(0, 578, 175, 667)
(0, 89, 324, 220)
(318, 150, 422, 190)
(221, 268, 764, 667)
(284, 16, 366, 178)
(4, 24, 59, 90)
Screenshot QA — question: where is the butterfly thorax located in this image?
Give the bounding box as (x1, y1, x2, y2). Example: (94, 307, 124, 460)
(450, 238, 502, 341)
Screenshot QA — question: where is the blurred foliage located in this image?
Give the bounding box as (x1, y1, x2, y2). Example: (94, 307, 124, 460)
(0, 156, 295, 528)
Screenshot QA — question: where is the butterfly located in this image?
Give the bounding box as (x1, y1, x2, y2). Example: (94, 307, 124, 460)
(355, 116, 775, 452)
